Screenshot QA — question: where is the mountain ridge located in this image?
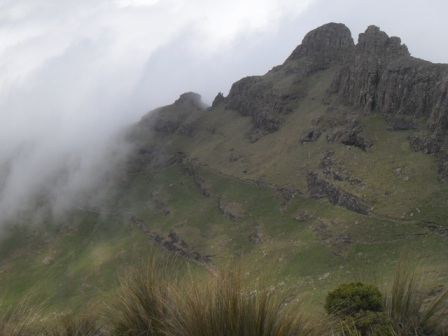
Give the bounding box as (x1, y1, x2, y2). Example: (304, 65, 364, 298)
(0, 22, 447, 314)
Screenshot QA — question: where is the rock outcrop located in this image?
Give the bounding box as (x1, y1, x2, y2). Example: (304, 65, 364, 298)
(224, 76, 295, 134)
(327, 25, 448, 178)
(285, 22, 355, 73)
(140, 92, 206, 135)
(307, 173, 369, 215)
(222, 23, 354, 137)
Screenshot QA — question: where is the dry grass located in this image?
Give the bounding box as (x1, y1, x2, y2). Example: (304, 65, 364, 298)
(0, 296, 44, 336)
(43, 311, 105, 336)
(384, 258, 448, 335)
(169, 269, 323, 336)
(107, 257, 327, 336)
(107, 257, 179, 336)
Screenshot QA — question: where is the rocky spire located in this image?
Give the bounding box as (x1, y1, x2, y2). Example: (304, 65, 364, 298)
(328, 25, 412, 111)
(285, 22, 355, 72)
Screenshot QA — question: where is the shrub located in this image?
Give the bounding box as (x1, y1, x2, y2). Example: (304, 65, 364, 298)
(325, 282, 384, 317)
(326, 282, 393, 336)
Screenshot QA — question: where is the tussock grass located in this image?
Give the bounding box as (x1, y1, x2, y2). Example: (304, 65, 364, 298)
(0, 296, 44, 336)
(2, 255, 447, 335)
(44, 311, 105, 336)
(108, 257, 326, 336)
(107, 257, 179, 336)
(169, 268, 323, 336)
(384, 258, 448, 335)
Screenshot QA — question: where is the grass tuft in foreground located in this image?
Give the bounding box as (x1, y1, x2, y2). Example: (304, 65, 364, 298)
(0, 296, 44, 336)
(384, 258, 448, 336)
(169, 268, 322, 336)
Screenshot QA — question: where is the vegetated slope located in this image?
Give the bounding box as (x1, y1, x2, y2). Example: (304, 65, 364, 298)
(0, 22, 447, 311)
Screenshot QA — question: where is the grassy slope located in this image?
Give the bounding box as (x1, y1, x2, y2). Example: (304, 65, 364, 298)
(0, 64, 447, 314)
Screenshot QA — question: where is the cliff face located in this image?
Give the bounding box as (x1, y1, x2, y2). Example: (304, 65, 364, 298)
(328, 25, 448, 177)
(285, 22, 355, 72)
(223, 23, 355, 136)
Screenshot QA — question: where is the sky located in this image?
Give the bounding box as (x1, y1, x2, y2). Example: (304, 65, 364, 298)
(0, 0, 447, 224)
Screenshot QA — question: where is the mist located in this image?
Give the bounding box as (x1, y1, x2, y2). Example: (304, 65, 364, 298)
(1, 0, 446, 225)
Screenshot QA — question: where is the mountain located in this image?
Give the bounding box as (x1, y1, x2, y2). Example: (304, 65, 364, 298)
(0, 22, 447, 312)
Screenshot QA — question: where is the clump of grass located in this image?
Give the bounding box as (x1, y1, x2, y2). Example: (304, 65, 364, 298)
(43, 310, 105, 336)
(107, 257, 179, 336)
(169, 268, 323, 336)
(384, 258, 448, 335)
(0, 296, 44, 336)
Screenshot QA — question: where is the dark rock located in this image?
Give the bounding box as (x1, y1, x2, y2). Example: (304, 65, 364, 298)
(307, 173, 369, 215)
(212, 92, 225, 107)
(174, 92, 206, 109)
(301, 128, 321, 143)
(319, 151, 362, 185)
(218, 198, 244, 221)
(326, 119, 373, 151)
(248, 229, 261, 244)
(326, 25, 448, 177)
(295, 211, 313, 222)
(285, 22, 355, 73)
(385, 115, 417, 130)
(328, 25, 410, 112)
(225, 76, 295, 134)
(137, 92, 206, 136)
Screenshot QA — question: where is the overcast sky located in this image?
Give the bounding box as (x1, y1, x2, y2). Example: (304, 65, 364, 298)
(0, 0, 447, 224)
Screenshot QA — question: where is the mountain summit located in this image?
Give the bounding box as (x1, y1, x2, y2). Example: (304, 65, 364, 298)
(1, 23, 447, 315)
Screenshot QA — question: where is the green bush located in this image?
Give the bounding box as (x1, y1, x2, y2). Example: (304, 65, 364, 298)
(325, 282, 384, 317)
(326, 282, 393, 336)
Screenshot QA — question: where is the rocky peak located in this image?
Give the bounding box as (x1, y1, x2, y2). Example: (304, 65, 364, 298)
(174, 92, 206, 109)
(328, 25, 414, 112)
(356, 25, 409, 59)
(327, 24, 448, 178)
(286, 22, 354, 71)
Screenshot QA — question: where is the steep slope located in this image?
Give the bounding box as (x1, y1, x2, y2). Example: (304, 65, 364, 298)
(0, 22, 447, 312)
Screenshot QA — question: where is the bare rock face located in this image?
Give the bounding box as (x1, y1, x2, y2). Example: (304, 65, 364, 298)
(225, 76, 295, 134)
(140, 92, 205, 135)
(329, 25, 410, 111)
(307, 173, 369, 215)
(328, 25, 448, 178)
(285, 22, 355, 72)
(224, 23, 353, 136)
(378, 59, 448, 132)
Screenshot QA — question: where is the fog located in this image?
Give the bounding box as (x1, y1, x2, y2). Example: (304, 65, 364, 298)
(0, 0, 446, 225)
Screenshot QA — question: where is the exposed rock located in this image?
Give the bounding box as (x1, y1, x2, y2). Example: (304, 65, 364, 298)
(249, 226, 262, 244)
(225, 76, 294, 134)
(326, 25, 448, 177)
(129, 215, 212, 266)
(328, 25, 410, 112)
(295, 211, 313, 222)
(138, 92, 206, 136)
(385, 115, 417, 130)
(285, 22, 355, 73)
(218, 198, 245, 221)
(42, 255, 55, 265)
(319, 151, 362, 185)
(307, 173, 369, 215)
(301, 127, 321, 143)
(212, 92, 225, 107)
(174, 92, 207, 108)
(326, 118, 373, 152)
(194, 175, 211, 198)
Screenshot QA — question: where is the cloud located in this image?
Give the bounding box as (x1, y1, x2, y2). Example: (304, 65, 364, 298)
(0, 0, 446, 224)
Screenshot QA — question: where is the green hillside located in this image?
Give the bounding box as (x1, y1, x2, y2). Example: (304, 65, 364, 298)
(0, 23, 447, 329)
